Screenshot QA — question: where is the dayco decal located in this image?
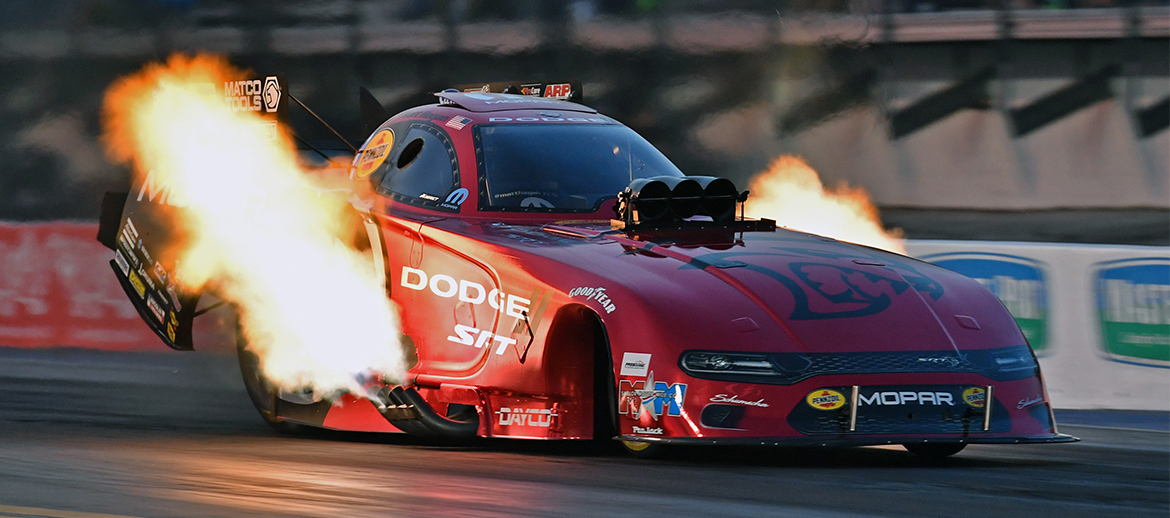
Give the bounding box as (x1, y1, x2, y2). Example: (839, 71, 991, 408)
(924, 252, 1048, 352)
(618, 371, 686, 421)
(568, 286, 616, 314)
(806, 389, 845, 410)
(146, 294, 165, 322)
(710, 394, 769, 408)
(962, 387, 986, 408)
(858, 390, 955, 406)
(1095, 258, 1169, 367)
(619, 352, 651, 377)
(448, 324, 518, 355)
(496, 407, 556, 427)
(400, 267, 530, 318)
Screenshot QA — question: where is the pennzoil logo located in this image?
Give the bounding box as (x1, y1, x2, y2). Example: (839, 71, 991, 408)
(354, 129, 393, 179)
(962, 387, 986, 408)
(806, 389, 846, 410)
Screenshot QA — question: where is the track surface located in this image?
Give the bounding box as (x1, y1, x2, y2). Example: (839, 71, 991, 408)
(0, 348, 1166, 518)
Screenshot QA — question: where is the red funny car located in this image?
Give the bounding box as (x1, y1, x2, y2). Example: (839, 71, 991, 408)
(99, 80, 1075, 458)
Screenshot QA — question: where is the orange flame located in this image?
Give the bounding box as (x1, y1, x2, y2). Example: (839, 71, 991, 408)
(102, 54, 406, 397)
(745, 156, 905, 254)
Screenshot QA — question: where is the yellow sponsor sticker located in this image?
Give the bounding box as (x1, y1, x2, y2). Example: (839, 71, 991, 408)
(128, 270, 145, 298)
(353, 129, 393, 179)
(806, 389, 846, 410)
(963, 387, 986, 408)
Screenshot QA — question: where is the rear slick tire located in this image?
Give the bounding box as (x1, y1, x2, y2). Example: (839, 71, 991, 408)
(903, 442, 966, 459)
(236, 327, 306, 435)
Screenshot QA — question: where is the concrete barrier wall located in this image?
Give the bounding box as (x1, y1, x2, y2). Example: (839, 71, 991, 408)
(2, 222, 1165, 410)
(907, 240, 1170, 411)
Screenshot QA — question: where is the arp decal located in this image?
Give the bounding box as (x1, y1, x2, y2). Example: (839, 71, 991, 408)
(806, 389, 846, 410)
(1093, 257, 1169, 367)
(683, 250, 944, 321)
(618, 371, 686, 421)
(447, 324, 518, 355)
(353, 129, 394, 179)
(542, 83, 572, 100)
(962, 387, 986, 408)
(924, 252, 1048, 352)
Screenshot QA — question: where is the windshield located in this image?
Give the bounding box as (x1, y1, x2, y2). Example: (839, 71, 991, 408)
(476, 124, 684, 211)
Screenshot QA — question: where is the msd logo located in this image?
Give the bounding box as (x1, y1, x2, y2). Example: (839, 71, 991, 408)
(924, 252, 1049, 353)
(1094, 257, 1169, 367)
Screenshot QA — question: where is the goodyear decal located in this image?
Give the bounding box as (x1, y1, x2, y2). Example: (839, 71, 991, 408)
(923, 252, 1049, 352)
(806, 389, 846, 410)
(1094, 258, 1169, 367)
(962, 387, 986, 408)
(353, 129, 393, 179)
(128, 270, 146, 298)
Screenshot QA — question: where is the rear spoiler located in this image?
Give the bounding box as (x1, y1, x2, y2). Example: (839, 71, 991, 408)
(96, 74, 294, 351)
(447, 81, 583, 104)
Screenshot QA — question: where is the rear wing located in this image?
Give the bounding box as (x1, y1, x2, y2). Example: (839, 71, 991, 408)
(447, 80, 583, 103)
(96, 74, 290, 351)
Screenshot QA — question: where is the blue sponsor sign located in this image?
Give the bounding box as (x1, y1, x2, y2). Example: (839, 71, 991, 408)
(1094, 257, 1169, 367)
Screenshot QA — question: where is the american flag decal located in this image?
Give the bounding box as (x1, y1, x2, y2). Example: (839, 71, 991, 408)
(445, 116, 472, 130)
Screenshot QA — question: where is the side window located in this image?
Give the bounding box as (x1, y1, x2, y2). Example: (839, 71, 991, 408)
(377, 123, 461, 211)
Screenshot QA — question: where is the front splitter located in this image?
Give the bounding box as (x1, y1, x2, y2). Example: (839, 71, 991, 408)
(616, 433, 1080, 447)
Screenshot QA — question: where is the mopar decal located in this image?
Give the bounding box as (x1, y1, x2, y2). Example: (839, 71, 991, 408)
(924, 253, 1048, 352)
(618, 372, 686, 421)
(1094, 258, 1169, 367)
(857, 391, 955, 406)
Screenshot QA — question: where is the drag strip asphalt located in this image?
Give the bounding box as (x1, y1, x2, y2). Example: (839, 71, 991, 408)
(0, 347, 1166, 518)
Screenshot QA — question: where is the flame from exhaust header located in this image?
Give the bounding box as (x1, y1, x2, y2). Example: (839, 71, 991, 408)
(102, 54, 406, 396)
(745, 156, 905, 254)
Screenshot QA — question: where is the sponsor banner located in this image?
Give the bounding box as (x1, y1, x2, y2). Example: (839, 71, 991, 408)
(0, 222, 232, 352)
(908, 240, 1170, 411)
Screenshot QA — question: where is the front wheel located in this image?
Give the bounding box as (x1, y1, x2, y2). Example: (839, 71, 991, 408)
(620, 440, 669, 459)
(903, 442, 966, 459)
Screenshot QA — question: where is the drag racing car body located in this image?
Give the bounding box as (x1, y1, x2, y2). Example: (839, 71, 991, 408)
(100, 81, 1075, 457)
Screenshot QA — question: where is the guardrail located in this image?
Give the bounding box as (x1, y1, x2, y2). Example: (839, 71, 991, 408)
(0, 222, 1165, 409)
